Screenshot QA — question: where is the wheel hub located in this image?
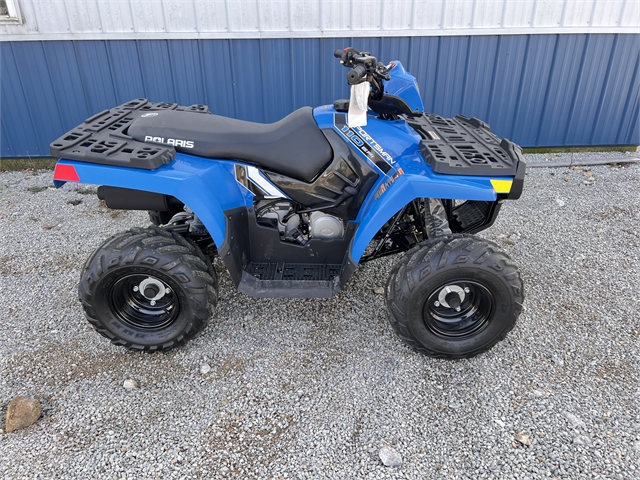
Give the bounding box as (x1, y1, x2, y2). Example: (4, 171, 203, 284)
(110, 274, 179, 330)
(438, 284, 466, 309)
(137, 277, 170, 301)
(424, 281, 494, 338)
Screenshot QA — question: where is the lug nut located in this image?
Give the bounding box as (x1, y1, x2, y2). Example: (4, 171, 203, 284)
(455, 306, 461, 312)
(165, 288, 171, 294)
(150, 300, 156, 306)
(434, 301, 440, 307)
(464, 287, 470, 293)
(133, 286, 139, 292)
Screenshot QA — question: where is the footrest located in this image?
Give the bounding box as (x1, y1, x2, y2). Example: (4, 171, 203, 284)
(239, 262, 343, 298)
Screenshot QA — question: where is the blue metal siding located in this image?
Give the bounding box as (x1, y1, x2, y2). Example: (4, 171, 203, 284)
(1, 34, 638, 157)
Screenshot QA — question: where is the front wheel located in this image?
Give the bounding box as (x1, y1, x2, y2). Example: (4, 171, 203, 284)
(386, 234, 523, 359)
(79, 227, 218, 352)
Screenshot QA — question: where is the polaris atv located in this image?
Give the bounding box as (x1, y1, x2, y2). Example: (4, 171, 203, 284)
(51, 48, 525, 358)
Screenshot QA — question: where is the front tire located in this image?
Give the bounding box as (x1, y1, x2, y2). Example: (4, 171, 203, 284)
(386, 234, 523, 359)
(79, 227, 218, 352)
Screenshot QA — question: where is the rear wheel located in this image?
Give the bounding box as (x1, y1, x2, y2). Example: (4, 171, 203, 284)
(386, 234, 523, 359)
(79, 227, 218, 351)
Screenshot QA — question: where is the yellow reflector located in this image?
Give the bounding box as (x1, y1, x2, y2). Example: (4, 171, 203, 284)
(490, 179, 513, 194)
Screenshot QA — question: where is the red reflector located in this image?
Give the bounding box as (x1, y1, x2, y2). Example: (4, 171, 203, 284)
(53, 164, 80, 182)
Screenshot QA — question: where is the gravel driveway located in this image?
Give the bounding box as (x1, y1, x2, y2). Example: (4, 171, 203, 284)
(0, 161, 638, 479)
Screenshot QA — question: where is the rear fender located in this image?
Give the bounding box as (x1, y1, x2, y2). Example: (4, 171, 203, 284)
(53, 153, 251, 247)
(350, 172, 501, 262)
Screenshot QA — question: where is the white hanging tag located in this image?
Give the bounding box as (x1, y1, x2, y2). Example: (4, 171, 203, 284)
(347, 81, 370, 127)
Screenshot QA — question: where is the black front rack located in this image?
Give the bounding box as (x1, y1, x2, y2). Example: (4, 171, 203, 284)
(406, 114, 523, 177)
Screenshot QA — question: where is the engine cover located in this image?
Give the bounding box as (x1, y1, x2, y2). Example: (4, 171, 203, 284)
(309, 212, 344, 239)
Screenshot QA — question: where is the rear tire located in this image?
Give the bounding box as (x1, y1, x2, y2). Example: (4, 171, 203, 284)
(79, 227, 218, 352)
(386, 234, 523, 359)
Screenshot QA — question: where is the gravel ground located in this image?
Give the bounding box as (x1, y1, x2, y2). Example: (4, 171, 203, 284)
(0, 159, 639, 479)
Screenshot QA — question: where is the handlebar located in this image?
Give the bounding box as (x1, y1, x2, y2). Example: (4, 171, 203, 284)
(335, 47, 390, 87)
(347, 64, 367, 85)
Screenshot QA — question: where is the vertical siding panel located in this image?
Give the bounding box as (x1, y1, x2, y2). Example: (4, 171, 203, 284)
(106, 41, 147, 103)
(1, 43, 38, 156)
(162, 0, 198, 33)
(41, 41, 91, 128)
(97, 0, 135, 33)
(136, 41, 176, 102)
(73, 41, 118, 112)
(564, 35, 615, 145)
(617, 51, 639, 144)
(194, 0, 229, 31)
(593, 34, 640, 144)
(290, 0, 321, 31)
(258, 0, 291, 31)
(513, 35, 558, 146)
(168, 41, 205, 105)
(200, 40, 236, 117)
(9, 42, 65, 155)
(129, 1, 166, 32)
(538, 35, 590, 145)
(482, 36, 528, 139)
(230, 40, 265, 121)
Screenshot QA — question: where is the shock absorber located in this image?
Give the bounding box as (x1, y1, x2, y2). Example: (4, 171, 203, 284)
(424, 198, 452, 238)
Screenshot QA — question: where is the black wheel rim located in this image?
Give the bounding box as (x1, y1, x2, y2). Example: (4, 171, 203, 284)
(423, 280, 494, 338)
(109, 273, 180, 330)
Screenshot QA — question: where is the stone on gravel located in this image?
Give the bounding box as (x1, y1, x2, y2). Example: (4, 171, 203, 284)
(379, 444, 403, 467)
(373, 287, 385, 295)
(515, 432, 531, 446)
(556, 198, 565, 207)
(573, 435, 593, 446)
(122, 379, 138, 390)
(563, 411, 585, 428)
(552, 354, 565, 367)
(199, 363, 211, 374)
(5, 396, 42, 433)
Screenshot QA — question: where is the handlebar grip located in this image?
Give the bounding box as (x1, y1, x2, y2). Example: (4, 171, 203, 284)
(334, 49, 343, 58)
(347, 64, 367, 85)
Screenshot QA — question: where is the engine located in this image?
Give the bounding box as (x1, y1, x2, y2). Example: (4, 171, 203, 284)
(256, 199, 344, 245)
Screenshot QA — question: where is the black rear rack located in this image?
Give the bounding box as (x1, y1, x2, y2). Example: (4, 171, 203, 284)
(406, 114, 522, 176)
(50, 98, 210, 170)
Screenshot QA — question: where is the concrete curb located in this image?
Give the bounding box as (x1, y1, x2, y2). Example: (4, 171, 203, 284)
(526, 155, 640, 168)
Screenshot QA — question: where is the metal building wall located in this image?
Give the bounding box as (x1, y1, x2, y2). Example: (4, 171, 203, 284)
(3, 0, 639, 39)
(1, 34, 638, 157)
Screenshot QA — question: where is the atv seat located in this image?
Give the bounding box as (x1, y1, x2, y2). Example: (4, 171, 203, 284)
(128, 106, 333, 183)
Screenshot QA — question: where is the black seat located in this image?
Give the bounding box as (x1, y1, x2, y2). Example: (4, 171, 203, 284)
(128, 106, 333, 183)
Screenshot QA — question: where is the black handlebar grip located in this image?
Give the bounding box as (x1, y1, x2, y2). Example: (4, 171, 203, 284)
(334, 49, 343, 58)
(347, 64, 367, 85)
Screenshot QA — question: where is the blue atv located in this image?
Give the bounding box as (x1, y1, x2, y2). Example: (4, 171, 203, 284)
(51, 48, 525, 358)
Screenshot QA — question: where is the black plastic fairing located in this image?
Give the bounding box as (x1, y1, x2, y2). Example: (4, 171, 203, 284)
(217, 206, 358, 298)
(264, 129, 379, 220)
(368, 94, 416, 116)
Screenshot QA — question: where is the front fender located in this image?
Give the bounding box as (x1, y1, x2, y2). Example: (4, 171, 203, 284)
(53, 153, 251, 247)
(350, 172, 501, 262)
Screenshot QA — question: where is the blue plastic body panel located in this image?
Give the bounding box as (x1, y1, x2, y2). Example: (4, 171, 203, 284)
(381, 61, 425, 114)
(313, 106, 503, 262)
(54, 153, 252, 248)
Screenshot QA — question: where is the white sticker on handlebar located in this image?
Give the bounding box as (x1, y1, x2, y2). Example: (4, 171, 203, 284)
(348, 81, 370, 127)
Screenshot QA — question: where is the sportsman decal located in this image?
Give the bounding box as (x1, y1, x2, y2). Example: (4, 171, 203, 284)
(334, 114, 392, 173)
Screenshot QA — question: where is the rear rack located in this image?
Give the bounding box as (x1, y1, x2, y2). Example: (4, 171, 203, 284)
(50, 98, 210, 170)
(406, 114, 522, 176)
